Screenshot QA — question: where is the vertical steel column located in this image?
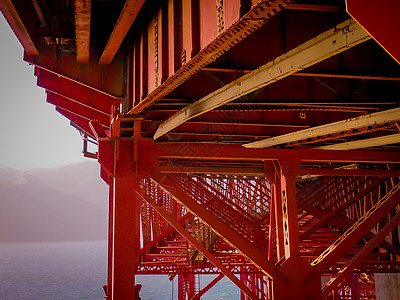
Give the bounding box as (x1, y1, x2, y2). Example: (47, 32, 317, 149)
(178, 273, 196, 300)
(265, 161, 285, 260)
(111, 139, 138, 299)
(106, 179, 114, 299)
(279, 159, 300, 258)
(272, 158, 321, 299)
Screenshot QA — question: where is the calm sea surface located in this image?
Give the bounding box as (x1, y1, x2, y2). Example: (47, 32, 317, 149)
(0, 241, 238, 300)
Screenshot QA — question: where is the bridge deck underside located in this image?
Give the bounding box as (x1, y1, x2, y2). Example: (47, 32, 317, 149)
(2, 0, 400, 298)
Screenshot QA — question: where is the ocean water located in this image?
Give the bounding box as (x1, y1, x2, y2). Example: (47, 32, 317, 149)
(0, 241, 107, 300)
(0, 241, 239, 300)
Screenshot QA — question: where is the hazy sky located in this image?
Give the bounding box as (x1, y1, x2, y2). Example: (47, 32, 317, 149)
(0, 14, 88, 170)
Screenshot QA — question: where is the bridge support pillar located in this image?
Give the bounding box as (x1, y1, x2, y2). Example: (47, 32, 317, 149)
(271, 158, 321, 299)
(178, 273, 196, 300)
(102, 138, 139, 299)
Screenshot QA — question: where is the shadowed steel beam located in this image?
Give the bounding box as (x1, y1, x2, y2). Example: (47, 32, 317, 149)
(129, 0, 292, 114)
(74, 0, 91, 63)
(346, 0, 400, 64)
(159, 165, 265, 176)
(298, 168, 400, 177)
(135, 212, 191, 257)
(151, 173, 278, 279)
(312, 182, 400, 274)
(322, 210, 400, 297)
(317, 133, 400, 150)
(154, 19, 370, 140)
(0, 0, 38, 56)
(157, 143, 400, 164)
(245, 107, 400, 148)
(192, 274, 225, 300)
(299, 177, 386, 241)
(99, 0, 145, 65)
(136, 186, 260, 300)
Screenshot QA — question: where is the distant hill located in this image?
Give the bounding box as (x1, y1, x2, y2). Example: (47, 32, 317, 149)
(0, 162, 108, 242)
(32, 161, 108, 211)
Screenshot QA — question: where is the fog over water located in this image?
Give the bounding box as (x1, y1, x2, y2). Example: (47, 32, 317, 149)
(0, 14, 87, 171)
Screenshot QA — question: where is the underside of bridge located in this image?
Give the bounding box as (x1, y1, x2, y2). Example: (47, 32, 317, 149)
(2, 0, 400, 298)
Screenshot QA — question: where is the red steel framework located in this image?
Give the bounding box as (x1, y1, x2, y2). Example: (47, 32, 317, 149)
(1, 0, 400, 299)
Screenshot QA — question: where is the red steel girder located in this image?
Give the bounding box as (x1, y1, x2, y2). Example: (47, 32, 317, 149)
(168, 174, 267, 247)
(298, 177, 363, 229)
(300, 177, 386, 241)
(137, 184, 260, 300)
(157, 143, 400, 164)
(136, 212, 191, 257)
(346, 0, 400, 64)
(0, 0, 38, 56)
(37, 70, 118, 115)
(99, 0, 145, 65)
(322, 210, 400, 298)
(312, 182, 400, 274)
(108, 142, 139, 300)
(191, 273, 225, 300)
(299, 168, 400, 177)
(26, 44, 125, 97)
(47, 92, 111, 126)
(129, 0, 292, 114)
(56, 107, 95, 137)
(151, 173, 277, 279)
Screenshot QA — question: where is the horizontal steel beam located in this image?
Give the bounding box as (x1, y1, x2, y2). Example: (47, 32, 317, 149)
(157, 143, 400, 163)
(317, 133, 400, 150)
(153, 19, 371, 139)
(298, 168, 400, 177)
(99, 0, 145, 65)
(159, 165, 265, 176)
(245, 107, 400, 148)
(0, 0, 38, 56)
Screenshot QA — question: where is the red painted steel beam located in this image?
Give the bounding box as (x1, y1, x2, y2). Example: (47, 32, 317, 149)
(300, 177, 386, 241)
(323, 210, 400, 298)
(159, 165, 265, 176)
(109, 140, 138, 299)
(129, 0, 292, 114)
(346, 0, 400, 64)
(47, 92, 111, 126)
(299, 168, 400, 177)
(136, 185, 260, 300)
(312, 182, 400, 274)
(157, 143, 400, 164)
(26, 45, 125, 97)
(299, 177, 361, 225)
(151, 173, 277, 279)
(279, 159, 300, 258)
(37, 72, 118, 115)
(89, 120, 109, 139)
(136, 212, 191, 257)
(56, 107, 95, 137)
(285, 4, 342, 12)
(99, 0, 145, 65)
(74, 0, 91, 64)
(293, 71, 400, 82)
(168, 174, 263, 244)
(0, 0, 38, 56)
(191, 274, 225, 300)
